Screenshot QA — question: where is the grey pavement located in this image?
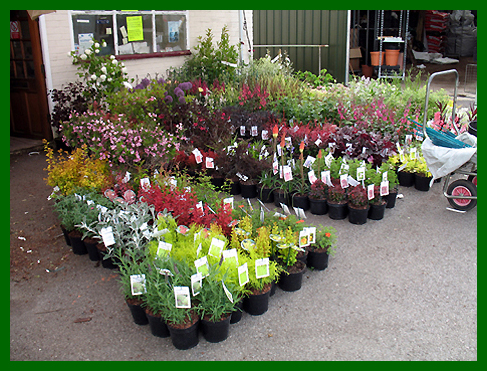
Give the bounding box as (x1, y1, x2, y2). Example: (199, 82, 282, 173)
(10, 178, 477, 361)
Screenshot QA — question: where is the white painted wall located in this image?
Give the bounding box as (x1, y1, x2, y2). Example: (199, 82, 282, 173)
(40, 10, 253, 90)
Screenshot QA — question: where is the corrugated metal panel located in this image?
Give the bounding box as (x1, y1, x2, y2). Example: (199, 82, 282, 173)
(253, 10, 348, 82)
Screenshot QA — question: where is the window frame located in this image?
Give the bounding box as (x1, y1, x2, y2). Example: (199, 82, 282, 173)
(69, 10, 190, 60)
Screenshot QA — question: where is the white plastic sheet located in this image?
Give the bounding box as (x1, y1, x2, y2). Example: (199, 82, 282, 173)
(421, 135, 477, 182)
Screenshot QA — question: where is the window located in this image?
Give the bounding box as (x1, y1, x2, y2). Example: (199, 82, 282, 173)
(70, 10, 189, 58)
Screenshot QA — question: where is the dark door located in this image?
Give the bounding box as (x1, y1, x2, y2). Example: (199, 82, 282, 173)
(10, 10, 52, 140)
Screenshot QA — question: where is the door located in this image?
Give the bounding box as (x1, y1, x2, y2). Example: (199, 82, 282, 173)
(10, 10, 52, 140)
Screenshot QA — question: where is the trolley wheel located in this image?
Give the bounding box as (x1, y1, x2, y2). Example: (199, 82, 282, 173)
(447, 179, 477, 211)
(467, 175, 477, 186)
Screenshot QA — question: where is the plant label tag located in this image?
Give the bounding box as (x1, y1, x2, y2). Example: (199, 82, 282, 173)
(283, 165, 293, 182)
(405, 134, 412, 145)
(191, 273, 202, 296)
(157, 241, 172, 257)
(194, 256, 209, 278)
(205, 157, 214, 169)
(196, 243, 202, 257)
(280, 203, 291, 215)
(285, 137, 292, 147)
(398, 162, 407, 172)
(357, 166, 366, 181)
(208, 237, 225, 259)
(340, 174, 349, 188)
(325, 152, 334, 167)
(362, 147, 367, 154)
(192, 148, 203, 163)
(277, 145, 282, 157)
(367, 184, 375, 200)
(261, 129, 269, 140)
(308, 170, 317, 184)
(130, 274, 146, 296)
(255, 258, 270, 279)
(238, 263, 249, 286)
(251, 125, 258, 137)
(396, 142, 403, 154)
(320, 170, 331, 187)
(100, 227, 115, 247)
(260, 206, 265, 223)
(140, 177, 150, 190)
(307, 226, 316, 244)
(339, 163, 349, 174)
(410, 147, 417, 160)
(195, 201, 204, 215)
(382, 171, 388, 182)
(347, 175, 360, 187)
(222, 281, 234, 303)
(240, 126, 246, 136)
(174, 286, 191, 309)
(273, 158, 279, 175)
(298, 208, 307, 219)
(299, 230, 310, 248)
(223, 248, 238, 266)
(293, 206, 300, 217)
(304, 155, 315, 168)
(122, 171, 131, 183)
(380, 181, 390, 196)
(223, 197, 234, 211)
(315, 138, 322, 147)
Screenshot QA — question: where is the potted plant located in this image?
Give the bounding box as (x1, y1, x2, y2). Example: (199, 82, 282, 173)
(307, 225, 337, 271)
(257, 169, 277, 203)
(380, 161, 400, 208)
(364, 170, 387, 220)
(327, 178, 348, 220)
(347, 185, 369, 225)
(290, 140, 310, 211)
(413, 157, 433, 192)
(308, 179, 328, 215)
(275, 226, 307, 292)
(235, 140, 271, 199)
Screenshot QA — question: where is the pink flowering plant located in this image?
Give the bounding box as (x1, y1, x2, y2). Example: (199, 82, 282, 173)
(238, 83, 269, 111)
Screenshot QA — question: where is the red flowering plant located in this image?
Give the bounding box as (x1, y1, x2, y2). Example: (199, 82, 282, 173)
(347, 185, 369, 209)
(238, 83, 269, 112)
(327, 178, 347, 204)
(309, 179, 328, 200)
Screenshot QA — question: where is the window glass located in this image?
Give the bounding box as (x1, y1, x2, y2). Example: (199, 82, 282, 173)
(72, 14, 115, 56)
(116, 14, 152, 55)
(155, 14, 187, 52)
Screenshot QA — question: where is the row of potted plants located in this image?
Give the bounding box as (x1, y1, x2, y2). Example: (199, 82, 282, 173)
(46, 147, 338, 350)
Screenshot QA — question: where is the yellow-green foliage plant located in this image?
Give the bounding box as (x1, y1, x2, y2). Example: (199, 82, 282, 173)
(44, 140, 112, 195)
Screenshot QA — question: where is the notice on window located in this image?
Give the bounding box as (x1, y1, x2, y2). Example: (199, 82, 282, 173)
(126, 16, 143, 42)
(168, 21, 179, 43)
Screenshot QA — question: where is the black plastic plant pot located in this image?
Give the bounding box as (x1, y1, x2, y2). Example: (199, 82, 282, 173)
(210, 176, 224, 191)
(68, 231, 88, 255)
(60, 225, 71, 246)
(229, 180, 241, 195)
(307, 249, 330, 271)
(230, 300, 244, 324)
(309, 198, 328, 215)
(273, 190, 289, 207)
(243, 288, 271, 316)
(348, 205, 369, 225)
(167, 319, 200, 350)
(384, 191, 397, 208)
(240, 183, 258, 199)
(368, 202, 386, 220)
(200, 315, 231, 343)
(126, 300, 149, 326)
(258, 187, 274, 203)
(269, 280, 277, 297)
(398, 171, 415, 187)
(83, 238, 100, 261)
(278, 263, 306, 292)
(146, 310, 170, 338)
(414, 174, 432, 192)
(292, 194, 310, 211)
(327, 201, 348, 220)
(97, 246, 119, 269)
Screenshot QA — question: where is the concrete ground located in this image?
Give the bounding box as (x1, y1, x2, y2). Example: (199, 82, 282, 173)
(10, 152, 477, 361)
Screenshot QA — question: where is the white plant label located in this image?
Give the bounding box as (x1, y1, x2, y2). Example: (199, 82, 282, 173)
(325, 152, 334, 167)
(157, 241, 172, 257)
(405, 134, 413, 145)
(251, 125, 258, 137)
(130, 274, 146, 296)
(100, 227, 115, 247)
(222, 281, 234, 303)
(194, 256, 209, 278)
(255, 258, 270, 279)
(304, 156, 316, 168)
(308, 170, 317, 184)
(382, 171, 388, 182)
(191, 273, 202, 296)
(285, 137, 292, 147)
(299, 230, 310, 248)
(380, 181, 390, 196)
(261, 129, 269, 140)
(367, 184, 375, 200)
(122, 171, 131, 183)
(196, 201, 204, 215)
(240, 125, 246, 136)
(205, 157, 214, 169)
(140, 177, 150, 190)
(357, 166, 366, 181)
(315, 138, 322, 147)
(222, 248, 238, 266)
(410, 147, 417, 160)
(192, 148, 202, 163)
(321, 170, 332, 187)
(298, 208, 307, 219)
(196, 243, 202, 257)
(223, 197, 234, 211)
(347, 175, 360, 187)
(340, 174, 349, 189)
(208, 238, 225, 259)
(307, 226, 316, 244)
(273, 158, 279, 175)
(283, 165, 293, 182)
(174, 286, 191, 309)
(339, 163, 349, 174)
(238, 263, 249, 286)
(280, 203, 291, 215)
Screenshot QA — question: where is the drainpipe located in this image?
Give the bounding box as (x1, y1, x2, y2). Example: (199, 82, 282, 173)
(38, 15, 55, 138)
(238, 10, 244, 66)
(345, 10, 351, 85)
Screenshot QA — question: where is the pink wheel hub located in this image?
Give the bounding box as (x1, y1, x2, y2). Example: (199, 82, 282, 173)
(452, 186, 472, 206)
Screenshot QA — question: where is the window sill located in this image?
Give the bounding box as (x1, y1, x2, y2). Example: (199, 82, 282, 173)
(116, 50, 191, 61)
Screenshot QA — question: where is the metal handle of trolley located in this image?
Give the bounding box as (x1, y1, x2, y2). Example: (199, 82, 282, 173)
(423, 69, 461, 139)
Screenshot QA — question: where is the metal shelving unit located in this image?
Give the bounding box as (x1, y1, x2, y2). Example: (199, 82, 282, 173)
(375, 10, 409, 79)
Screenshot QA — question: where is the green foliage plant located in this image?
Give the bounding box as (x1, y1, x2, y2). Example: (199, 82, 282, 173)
(312, 225, 337, 256)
